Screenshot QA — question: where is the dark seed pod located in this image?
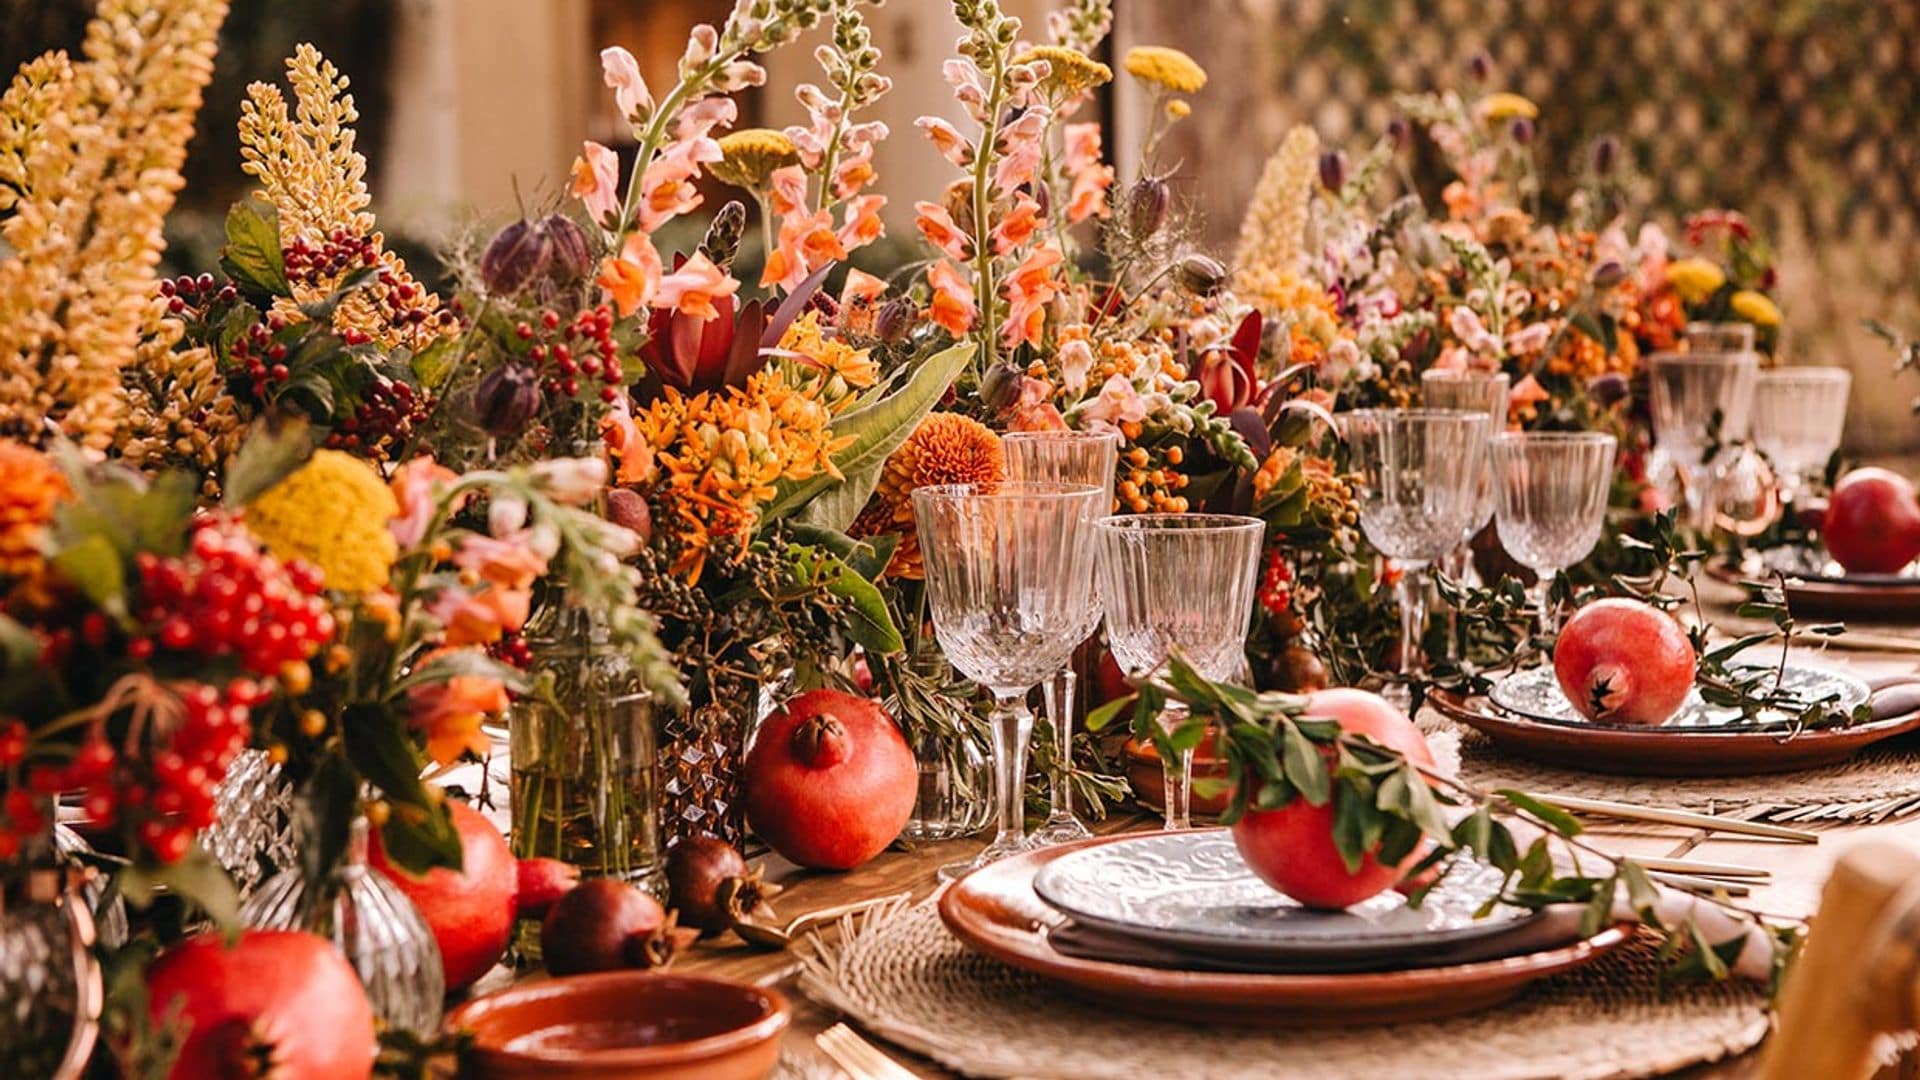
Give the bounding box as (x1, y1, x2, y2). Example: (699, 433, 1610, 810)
(1589, 260, 1627, 289)
(540, 213, 594, 286)
(1174, 253, 1228, 297)
(980, 362, 1024, 413)
(875, 297, 914, 344)
(1318, 150, 1348, 193)
(1469, 52, 1492, 83)
(700, 201, 748, 272)
(1385, 117, 1411, 150)
(1509, 117, 1536, 145)
(480, 219, 550, 298)
(1591, 135, 1620, 177)
(475, 362, 541, 437)
(1127, 176, 1171, 238)
(1587, 372, 1630, 409)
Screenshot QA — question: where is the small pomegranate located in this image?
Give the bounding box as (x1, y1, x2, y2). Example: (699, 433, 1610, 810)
(1824, 467, 1920, 574)
(666, 835, 778, 937)
(1090, 647, 1132, 707)
(540, 879, 694, 976)
(743, 690, 916, 870)
(515, 857, 580, 921)
(1231, 689, 1436, 910)
(147, 929, 375, 1079)
(369, 800, 516, 993)
(1554, 598, 1696, 725)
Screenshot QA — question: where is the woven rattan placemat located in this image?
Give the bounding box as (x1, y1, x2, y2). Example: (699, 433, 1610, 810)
(798, 901, 1768, 1080)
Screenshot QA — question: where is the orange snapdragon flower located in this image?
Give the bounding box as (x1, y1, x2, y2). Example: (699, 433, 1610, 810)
(1001, 243, 1064, 349)
(597, 232, 664, 317)
(914, 201, 973, 261)
(925, 259, 976, 337)
(654, 252, 739, 321)
(407, 657, 508, 765)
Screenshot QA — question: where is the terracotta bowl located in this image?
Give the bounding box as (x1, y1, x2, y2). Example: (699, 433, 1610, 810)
(448, 971, 790, 1080)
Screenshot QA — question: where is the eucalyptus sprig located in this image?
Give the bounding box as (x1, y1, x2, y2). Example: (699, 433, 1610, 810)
(1089, 652, 1799, 987)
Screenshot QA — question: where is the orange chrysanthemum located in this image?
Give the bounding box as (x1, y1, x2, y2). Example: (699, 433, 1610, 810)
(0, 441, 69, 583)
(851, 412, 1004, 579)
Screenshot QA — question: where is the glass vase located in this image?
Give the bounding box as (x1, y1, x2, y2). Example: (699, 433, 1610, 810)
(900, 723, 992, 842)
(0, 854, 101, 1079)
(241, 816, 444, 1036)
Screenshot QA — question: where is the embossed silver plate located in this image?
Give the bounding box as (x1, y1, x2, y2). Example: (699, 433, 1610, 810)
(1756, 546, 1920, 586)
(1031, 829, 1538, 962)
(1488, 663, 1870, 731)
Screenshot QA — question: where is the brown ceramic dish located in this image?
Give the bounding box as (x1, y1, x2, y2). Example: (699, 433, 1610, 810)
(447, 971, 789, 1080)
(1707, 561, 1920, 620)
(1431, 689, 1920, 777)
(1123, 736, 1230, 816)
(938, 835, 1631, 1026)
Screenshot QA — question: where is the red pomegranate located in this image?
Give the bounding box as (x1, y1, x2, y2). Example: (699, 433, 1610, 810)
(146, 929, 375, 1079)
(541, 878, 692, 975)
(743, 689, 916, 870)
(515, 857, 580, 921)
(1554, 598, 1696, 726)
(1824, 467, 1920, 574)
(369, 800, 516, 992)
(1230, 689, 1437, 910)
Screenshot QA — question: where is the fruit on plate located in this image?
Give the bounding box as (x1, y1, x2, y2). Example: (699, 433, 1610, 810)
(1230, 688, 1437, 910)
(147, 929, 375, 1079)
(514, 857, 580, 921)
(666, 835, 780, 937)
(369, 799, 516, 992)
(1823, 467, 1920, 574)
(743, 689, 916, 870)
(1553, 598, 1696, 725)
(540, 878, 696, 976)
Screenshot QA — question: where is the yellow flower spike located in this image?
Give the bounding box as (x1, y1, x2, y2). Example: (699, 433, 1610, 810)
(1730, 290, 1783, 327)
(1665, 257, 1728, 305)
(709, 128, 801, 190)
(1478, 92, 1540, 122)
(1124, 46, 1208, 94)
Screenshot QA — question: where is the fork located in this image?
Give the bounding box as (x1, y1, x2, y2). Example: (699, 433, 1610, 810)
(816, 1022, 920, 1080)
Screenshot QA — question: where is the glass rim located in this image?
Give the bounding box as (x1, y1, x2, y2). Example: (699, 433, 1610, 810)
(1419, 368, 1512, 383)
(1754, 366, 1851, 383)
(1648, 350, 1759, 368)
(1342, 407, 1494, 423)
(908, 480, 1105, 504)
(1000, 428, 1123, 444)
(1092, 512, 1265, 534)
(1490, 430, 1618, 446)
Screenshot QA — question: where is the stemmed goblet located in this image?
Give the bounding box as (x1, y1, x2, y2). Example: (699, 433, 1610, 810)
(912, 481, 1106, 880)
(1752, 367, 1851, 503)
(1342, 409, 1490, 707)
(1095, 514, 1265, 831)
(1648, 351, 1758, 535)
(1490, 432, 1618, 633)
(1002, 429, 1120, 846)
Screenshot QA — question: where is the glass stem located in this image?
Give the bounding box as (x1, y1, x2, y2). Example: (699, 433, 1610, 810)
(986, 693, 1034, 853)
(1438, 545, 1474, 662)
(1042, 668, 1075, 823)
(1530, 571, 1559, 638)
(1158, 702, 1193, 831)
(1395, 560, 1430, 682)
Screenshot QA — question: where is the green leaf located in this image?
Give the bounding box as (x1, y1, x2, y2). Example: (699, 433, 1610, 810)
(119, 846, 240, 932)
(763, 341, 971, 528)
(1191, 777, 1232, 801)
(1330, 786, 1371, 873)
(52, 534, 127, 617)
(1084, 693, 1135, 733)
(223, 417, 316, 508)
(219, 197, 292, 299)
(1496, 789, 1585, 837)
(340, 704, 464, 873)
(1281, 723, 1330, 806)
(796, 547, 904, 655)
(379, 800, 462, 879)
(409, 337, 463, 390)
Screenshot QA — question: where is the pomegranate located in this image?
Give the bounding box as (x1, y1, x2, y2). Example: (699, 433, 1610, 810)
(1554, 598, 1696, 725)
(146, 929, 375, 1079)
(667, 835, 778, 937)
(1824, 467, 1920, 574)
(743, 690, 915, 870)
(515, 857, 580, 921)
(369, 799, 516, 993)
(541, 878, 694, 976)
(1230, 689, 1437, 910)
(1091, 647, 1133, 707)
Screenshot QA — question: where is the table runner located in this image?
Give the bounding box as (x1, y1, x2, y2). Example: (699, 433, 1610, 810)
(797, 900, 1768, 1080)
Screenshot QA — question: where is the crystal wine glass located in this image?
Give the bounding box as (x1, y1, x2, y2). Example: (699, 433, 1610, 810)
(1002, 429, 1119, 846)
(1342, 409, 1490, 707)
(1490, 432, 1618, 633)
(1094, 514, 1264, 831)
(912, 481, 1105, 880)
(1647, 351, 1758, 535)
(1752, 366, 1851, 503)
(1421, 369, 1509, 659)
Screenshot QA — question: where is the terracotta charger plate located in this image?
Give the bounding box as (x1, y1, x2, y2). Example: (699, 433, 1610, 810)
(1430, 688, 1920, 777)
(1707, 559, 1920, 620)
(938, 835, 1631, 1026)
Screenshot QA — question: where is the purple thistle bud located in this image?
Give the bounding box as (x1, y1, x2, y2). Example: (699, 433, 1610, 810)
(1318, 150, 1349, 193)
(475, 362, 542, 437)
(1510, 117, 1536, 145)
(1590, 260, 1627, 289)
(1591, 135, 1620, 177)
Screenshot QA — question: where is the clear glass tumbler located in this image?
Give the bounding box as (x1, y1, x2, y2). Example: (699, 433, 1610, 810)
(1490, 432, 1618, 633)
(1648, 351, 1758, 535)
(912, 481, 1105, 880)
(1752, 366, 1851, 502)
(1095, 514, 1265, 830)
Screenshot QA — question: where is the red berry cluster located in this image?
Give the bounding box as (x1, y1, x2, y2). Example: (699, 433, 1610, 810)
(285, 229, 455, 335)
(130, 516, 336, 677)
(158, 272, 240, 314)
(327, 376, 429, 461)
(520, 304, 627, 405)
(230, 311, 296, 401)
(1257, 548, 1294, 617)
(488, 630, 533, 669)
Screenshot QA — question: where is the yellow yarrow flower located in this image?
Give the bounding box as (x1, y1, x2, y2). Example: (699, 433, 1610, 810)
(1730, 289, 1782, 327)
(710, 128, 800, 190)
(1165, 99, 1192, 119)
(1665, 257, 1728, 305)
(1478, 92, 1539, 122)
(1015, 45, 1113, 94)
(245, 449, 400, 594)
(1123, 46, 1207, 94)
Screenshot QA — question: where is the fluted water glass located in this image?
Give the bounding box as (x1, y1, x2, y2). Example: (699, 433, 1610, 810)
(912, 481, 1105, 880)
(1648, 351, 1758, 535)
(1002, 429, 1119, 846)
(1491, 432, 1618, 633)
(1752, 367, 1851, 502)
(1685, 322, 1757, 354)
(1343, 409, 1490, 707)
(1095, 514, 1264, 831)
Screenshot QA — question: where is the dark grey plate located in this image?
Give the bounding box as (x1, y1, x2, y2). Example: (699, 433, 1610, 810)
(1487, 663, 1870, 731)
(1030, 829, 1538, 963)
(1756, 546, 1920, 586)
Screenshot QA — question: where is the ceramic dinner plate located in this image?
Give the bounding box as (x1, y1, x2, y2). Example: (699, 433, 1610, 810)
(939, 835, 1632, 1026)
(1487, 663, 1870, 731)
(1031, 830, 1538, 964)
(1709, 557, 1920, 620)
